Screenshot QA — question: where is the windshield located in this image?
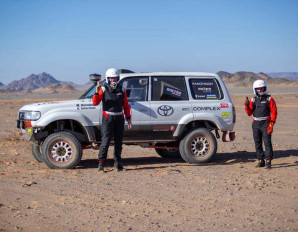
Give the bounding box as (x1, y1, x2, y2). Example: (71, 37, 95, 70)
(79, 80, 106, 99)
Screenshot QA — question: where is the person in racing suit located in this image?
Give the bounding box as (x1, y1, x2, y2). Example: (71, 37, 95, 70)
(93, 68, 132, 172)
(244, 80, 277, 169)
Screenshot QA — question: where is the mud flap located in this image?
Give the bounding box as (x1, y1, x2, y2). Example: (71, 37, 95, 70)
(222, 131, 236, 142)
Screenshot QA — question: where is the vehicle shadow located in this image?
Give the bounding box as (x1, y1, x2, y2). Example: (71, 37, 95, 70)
(215, 149, 298, 165)
(77, 156, 185, 170)
(78, 149, 298, 170)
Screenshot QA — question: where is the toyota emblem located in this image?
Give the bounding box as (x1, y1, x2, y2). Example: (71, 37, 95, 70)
(157, 105, 174, 116)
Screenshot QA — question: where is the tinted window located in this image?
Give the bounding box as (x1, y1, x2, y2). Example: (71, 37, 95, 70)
(189, 78, 223, 100)
(120, 77, 149, 102)
(151, 76, 188, 101)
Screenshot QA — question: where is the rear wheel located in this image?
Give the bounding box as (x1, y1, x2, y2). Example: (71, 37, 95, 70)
(155, 148, 181, 158)
(42, 132, 82, 169)
(32, 143, 44, 163)
(179, 128, 217, 163)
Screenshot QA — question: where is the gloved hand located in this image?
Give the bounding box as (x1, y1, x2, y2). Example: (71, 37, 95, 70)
(96, 81, 101, 93)
(244, 96, 249, 107)
(267, 121, 274, 134)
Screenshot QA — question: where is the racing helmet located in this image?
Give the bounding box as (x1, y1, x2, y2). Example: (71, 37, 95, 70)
(253, 80, 267, 95)
(105, 68, 120, 84)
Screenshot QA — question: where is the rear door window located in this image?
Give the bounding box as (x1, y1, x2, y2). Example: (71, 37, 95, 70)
(151, 76, 188, 101)
(120, 77, 149, 102)
(189, 78, 223, 100)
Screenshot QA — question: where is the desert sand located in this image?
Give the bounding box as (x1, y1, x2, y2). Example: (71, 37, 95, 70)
(0, 87, 297, 232)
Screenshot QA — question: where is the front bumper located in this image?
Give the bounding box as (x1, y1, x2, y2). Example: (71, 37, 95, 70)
(16, 119, 34, 141)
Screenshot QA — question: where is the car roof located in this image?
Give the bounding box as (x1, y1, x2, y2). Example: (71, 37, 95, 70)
(120, 72, 218, 79)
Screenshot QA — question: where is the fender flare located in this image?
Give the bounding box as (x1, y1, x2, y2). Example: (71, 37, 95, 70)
(173, 113, 220, 137)
(34, 112, 96, 141)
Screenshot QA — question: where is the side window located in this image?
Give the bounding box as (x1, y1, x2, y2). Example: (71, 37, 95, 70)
(120, 77, 149, 102)
(189, 78, 223, 100)
(151, 76, 188, 101)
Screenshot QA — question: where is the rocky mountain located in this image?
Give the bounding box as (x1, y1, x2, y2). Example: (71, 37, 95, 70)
(31, 83, 79, 94)
(217, 71, 297, 87)
(0, 82, 3, 87)
(0, 72, 60, 91)
(266, 72, 298, 81)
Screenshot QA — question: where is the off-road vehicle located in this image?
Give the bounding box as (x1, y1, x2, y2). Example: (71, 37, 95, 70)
(17, 70, 236, 169)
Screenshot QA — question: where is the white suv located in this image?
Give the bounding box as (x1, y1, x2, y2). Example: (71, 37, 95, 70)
(17, 71, 236, 169)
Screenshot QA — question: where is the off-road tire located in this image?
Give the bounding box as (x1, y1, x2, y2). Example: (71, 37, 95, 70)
(42, 132, 82, 169)
(32, 143, 44, 163)
(179, 128, 217, 163)
(155, 148, 181, 158)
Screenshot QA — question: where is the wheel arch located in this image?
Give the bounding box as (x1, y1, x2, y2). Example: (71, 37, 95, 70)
(39, 119, 95, 143)
(174, 120, 218, 139)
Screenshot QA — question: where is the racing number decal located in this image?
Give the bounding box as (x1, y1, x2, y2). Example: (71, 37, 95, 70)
(27, 129, 32, 134)
(221, 112, 230, 119)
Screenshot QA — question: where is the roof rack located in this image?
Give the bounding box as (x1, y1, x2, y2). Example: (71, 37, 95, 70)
(118, 69, 134, 74)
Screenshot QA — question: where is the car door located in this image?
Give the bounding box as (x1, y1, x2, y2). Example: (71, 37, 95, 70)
(78, 85, 103, 140)
(149, 76, 192, 140)
(119, 76, 152, 140)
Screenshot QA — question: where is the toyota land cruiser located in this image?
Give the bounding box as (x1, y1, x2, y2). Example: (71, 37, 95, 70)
(17, 70, 236, 169)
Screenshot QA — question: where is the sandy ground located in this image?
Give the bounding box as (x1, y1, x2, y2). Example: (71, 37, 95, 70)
(0, 88, 297, 232)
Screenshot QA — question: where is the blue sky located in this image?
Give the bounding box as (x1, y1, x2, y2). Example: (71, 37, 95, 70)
(0, 0, 298, 84)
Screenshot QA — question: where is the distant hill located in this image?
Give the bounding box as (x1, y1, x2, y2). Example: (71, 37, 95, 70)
(266, 72, 298, 81)
(1, 71, 296, 93)
(0, 72, 59, 91)
(217, 71, 297, 87)
(31, 83, 79, 94)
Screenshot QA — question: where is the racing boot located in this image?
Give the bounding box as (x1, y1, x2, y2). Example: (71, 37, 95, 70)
(265, 159, 272, 169)
(114, 161, 124, 171)
(98, 161, 104, 172)
(255, 159, 265, 167)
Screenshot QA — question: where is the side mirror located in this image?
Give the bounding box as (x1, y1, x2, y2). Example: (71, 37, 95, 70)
(89, 73, 102, 84)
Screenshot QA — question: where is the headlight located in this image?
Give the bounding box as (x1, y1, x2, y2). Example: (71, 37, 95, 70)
(23, 111, 41, 121)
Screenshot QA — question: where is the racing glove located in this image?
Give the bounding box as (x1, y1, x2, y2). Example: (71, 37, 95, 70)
(267, 121, 274, 135)
(244, 96, 249, 107)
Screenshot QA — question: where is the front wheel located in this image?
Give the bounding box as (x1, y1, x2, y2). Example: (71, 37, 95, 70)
(155, 148, 181, 158)
(32, 143, 44, 163)
(179, 128, 217, 163)
(42, 132, 82, 169)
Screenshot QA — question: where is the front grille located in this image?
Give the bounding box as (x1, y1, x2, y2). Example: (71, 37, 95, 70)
(19, 112, 25, 120)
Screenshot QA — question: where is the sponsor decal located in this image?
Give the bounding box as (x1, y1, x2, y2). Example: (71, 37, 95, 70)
(76, 103, 96, 110)
(194, 94, 206, 99)
(182, 107, 190, 111)
(206, 94, 217, 99)
(193, 106, 221, 111)
(157, 105, 174, 116)
(170, 126, 175, 131)
(166, 87, 182, 97)
(221, 112, 230, 119)
(220, 103, 229, 108)
(192, 82, 214, 86)
(198, 87, 212, 93)
(153, 126, 170, 132)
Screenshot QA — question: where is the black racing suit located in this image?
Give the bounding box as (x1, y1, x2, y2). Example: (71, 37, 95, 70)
(93, 84, 131, 162)
(245, 94, 277, 160)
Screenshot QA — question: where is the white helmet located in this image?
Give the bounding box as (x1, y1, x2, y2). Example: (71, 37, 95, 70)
(105, 68, 119, 84)
(253, 80, 267, 95)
